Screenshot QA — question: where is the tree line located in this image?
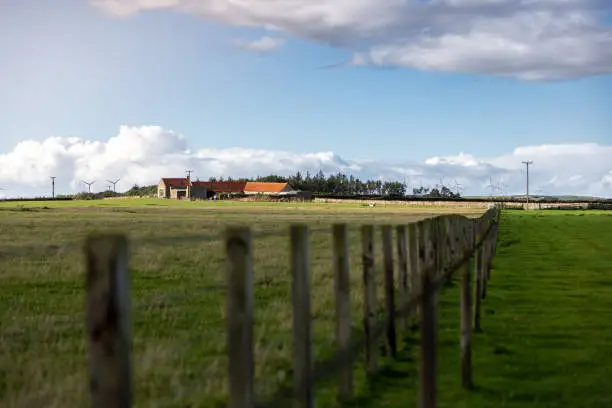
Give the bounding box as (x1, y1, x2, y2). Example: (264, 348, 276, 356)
(63, 171, 461, 199)
(211, 170, 460, 198)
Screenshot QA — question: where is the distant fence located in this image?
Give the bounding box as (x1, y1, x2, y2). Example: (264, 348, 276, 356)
(83, 207, 501, 408)
(313, 197, 611, 211)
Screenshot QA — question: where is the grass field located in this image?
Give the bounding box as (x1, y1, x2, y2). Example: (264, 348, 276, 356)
(368, 210, 612, 408)
(0, 201, 481, 408)
(1, 202, 611, 407)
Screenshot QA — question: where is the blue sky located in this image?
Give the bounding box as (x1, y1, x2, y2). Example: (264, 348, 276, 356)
(1, 0, 611, 197)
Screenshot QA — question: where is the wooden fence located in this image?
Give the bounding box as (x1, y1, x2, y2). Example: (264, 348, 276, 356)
(84, 207, 501, 408)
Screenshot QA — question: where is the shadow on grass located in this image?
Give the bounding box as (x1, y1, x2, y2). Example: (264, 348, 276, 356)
(471, 385, 562, 405)
(343, 331, 420, 407)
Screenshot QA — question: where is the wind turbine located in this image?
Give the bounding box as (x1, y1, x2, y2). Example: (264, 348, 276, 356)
(452, 180, 463, 196)
(498, 182, 509, 198)
(106, 178, 121, 193)
(81, 180, 96, 194)
(437, 176, 446, 190)
(486, 176, 499, 199)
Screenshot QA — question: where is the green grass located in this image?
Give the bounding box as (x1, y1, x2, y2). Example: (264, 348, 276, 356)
(0, 203, 482, 408)
(348, 210, 612, 408)
(1, 206, 611, 407)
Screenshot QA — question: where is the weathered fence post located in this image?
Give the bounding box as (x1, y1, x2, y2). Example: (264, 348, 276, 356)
(361, 225, 378, 375)
(381, 225, 397, 358)
(290, 225, 314, 408)
(85, 234, 132, 408)
(332, 224, 353, 402)
(441, 216, 453, 284)
(481, 230, 489, 300)
(473, 220, 483, 332)
(407, 222, 418, 325)
(415, 220, 427, 322)
(459, 220, 473, 389)
(225, 227, 255, 408)
(396, 225, 409, 331)
(419, 219, 437, 408)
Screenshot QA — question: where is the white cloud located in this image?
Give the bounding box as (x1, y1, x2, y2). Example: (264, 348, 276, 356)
(233, 36, 286, 52)
(0, 125, 610, 198)
(89, 0, 612, 80)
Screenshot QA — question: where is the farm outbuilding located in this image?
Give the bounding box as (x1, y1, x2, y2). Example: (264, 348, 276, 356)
(157, 178, 299, 200)
(158, 178, 208, 200)
(243, 182, 295, 195)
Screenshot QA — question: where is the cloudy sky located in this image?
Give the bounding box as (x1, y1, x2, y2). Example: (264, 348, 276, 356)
(1, 0, 611, 198)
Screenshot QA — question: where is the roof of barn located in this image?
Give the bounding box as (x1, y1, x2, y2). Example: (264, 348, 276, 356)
(191, 181, 247, 193)
(244, 182, 291, 193)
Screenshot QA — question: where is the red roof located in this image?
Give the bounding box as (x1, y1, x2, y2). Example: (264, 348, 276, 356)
(161, 178, 189, 188)
(161, 178, 291, 194)
(192, 181, 247, 193)
(244, 182, 290, 193)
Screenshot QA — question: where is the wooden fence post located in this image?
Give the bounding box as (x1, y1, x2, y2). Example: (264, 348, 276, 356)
(415, 220, 427, 322)
(407, 222, 418, 324)
(459, 220, 473, 389)
(381, 225, 397, 358)
(290, 225, 313, 408)
(441, 217, 451, 276)
(85, 234, 132, 408)
(493, 218, 500, 257)
(419, 219, 437, 408)
(487, 219, 500, 281)
(444, 216, 453, 268)
(432, 218, 441, 281)
(481, 230, 489, 300)
(361, 225, 378, 375)
(225, 227, 255, 408)
(396, 225, 409, 331)
(332, 224, 353, 402)
(473, 220, 483, 333)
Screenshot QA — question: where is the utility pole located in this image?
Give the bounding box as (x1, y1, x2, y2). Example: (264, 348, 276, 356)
(522, 161, 533, 205)
(50, 176, 56, 198)
(185, 169, 194, 200)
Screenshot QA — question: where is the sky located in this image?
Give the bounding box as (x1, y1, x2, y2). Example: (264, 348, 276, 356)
(0, 0, 611, 198)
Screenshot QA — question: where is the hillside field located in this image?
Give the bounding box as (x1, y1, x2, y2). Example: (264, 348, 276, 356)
(1, 202, 611, 407)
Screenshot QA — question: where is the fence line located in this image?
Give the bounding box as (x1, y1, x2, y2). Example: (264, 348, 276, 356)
(81, 207, 500, 408)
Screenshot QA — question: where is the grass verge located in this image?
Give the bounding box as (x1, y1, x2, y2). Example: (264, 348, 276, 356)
(348, 210, 612, 407)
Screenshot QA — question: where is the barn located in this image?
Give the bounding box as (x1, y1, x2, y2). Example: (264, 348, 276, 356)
(157, 178, 297, 200)
(243, 182, 295, 195)
(192, 181, 247, 199)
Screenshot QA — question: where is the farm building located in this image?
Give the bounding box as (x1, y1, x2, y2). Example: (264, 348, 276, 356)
(157, 178, 298, 200)
(243, 182, 294, 195)
(157, 178, 209, 200)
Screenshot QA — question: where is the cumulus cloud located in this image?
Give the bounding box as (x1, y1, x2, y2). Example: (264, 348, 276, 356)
(89, 0, 612, 80)
(0, 125, 610, 198)
(233, 36, 286, 52)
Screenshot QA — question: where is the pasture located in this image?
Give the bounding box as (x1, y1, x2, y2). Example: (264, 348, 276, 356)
(1, 201, 611, 407)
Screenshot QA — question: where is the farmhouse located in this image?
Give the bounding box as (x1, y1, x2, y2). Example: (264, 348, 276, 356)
(157, 177, 297, 200)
